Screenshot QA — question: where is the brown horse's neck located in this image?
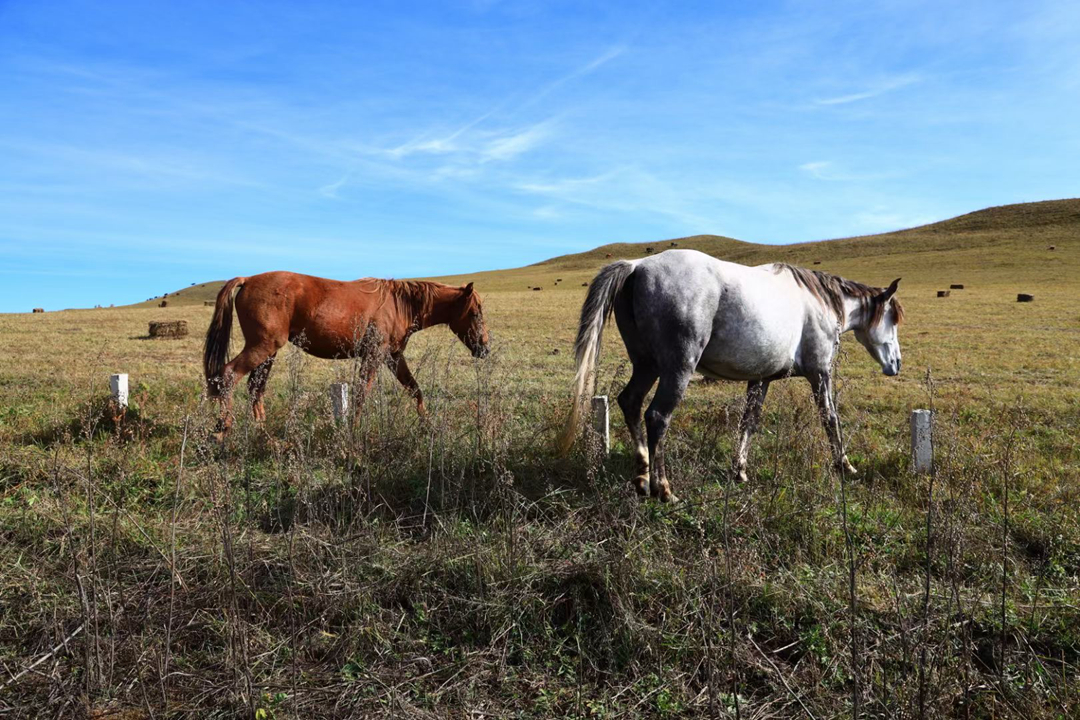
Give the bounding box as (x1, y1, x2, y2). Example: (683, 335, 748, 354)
(394, 281, 459, 331)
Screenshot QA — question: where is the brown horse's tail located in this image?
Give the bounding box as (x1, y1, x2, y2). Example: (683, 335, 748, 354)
(555, 260, 636, 456)
(203, 277, 246, 396)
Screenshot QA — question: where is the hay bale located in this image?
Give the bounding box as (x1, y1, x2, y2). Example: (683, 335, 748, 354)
(950, 284, 964, 289)
(159, 300, 168, 308)
(32, 308, 44, 313)
(149, 320, 189, 338)
(1017, 294, 1034, 303)
(937, 290, 950, 298)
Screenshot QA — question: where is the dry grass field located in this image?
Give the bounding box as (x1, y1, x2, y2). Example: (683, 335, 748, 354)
(1, 199, 1078, 718)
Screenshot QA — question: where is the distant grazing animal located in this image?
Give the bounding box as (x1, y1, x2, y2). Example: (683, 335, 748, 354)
(204, 272, 489, 436)
(557, 249, 903, 502)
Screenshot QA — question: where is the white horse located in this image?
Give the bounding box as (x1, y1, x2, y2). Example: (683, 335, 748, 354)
(557, 249, 904, 503)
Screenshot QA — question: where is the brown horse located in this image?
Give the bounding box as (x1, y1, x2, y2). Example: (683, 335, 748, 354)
(203, 271, 489, 433)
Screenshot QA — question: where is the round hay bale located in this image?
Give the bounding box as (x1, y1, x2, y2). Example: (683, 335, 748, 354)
(950, 284, 964, 289)
(1017, 293, 1034, 303)
(937, 290, 950, 298)
(149, 320, 189, 338)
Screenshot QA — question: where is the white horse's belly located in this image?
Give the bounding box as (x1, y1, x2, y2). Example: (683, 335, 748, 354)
(697, 334, 796, 380)
(696, 265, 803, 381)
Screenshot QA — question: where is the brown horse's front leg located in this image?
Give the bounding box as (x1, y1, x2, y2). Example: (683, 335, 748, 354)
(389, 352, 426, 417)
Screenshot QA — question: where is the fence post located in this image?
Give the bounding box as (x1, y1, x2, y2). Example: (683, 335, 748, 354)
(591, 396, 610, 455)
(910, 409, 933, 474)
(331, 383, 349, 422)
(110, 373, 129, 409)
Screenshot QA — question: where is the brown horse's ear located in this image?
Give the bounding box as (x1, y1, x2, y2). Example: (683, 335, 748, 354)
(463, 282, 474, 294)
(881, 278, 900, 300)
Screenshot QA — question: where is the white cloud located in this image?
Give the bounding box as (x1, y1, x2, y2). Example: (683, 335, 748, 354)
(814, 73, 921, 106)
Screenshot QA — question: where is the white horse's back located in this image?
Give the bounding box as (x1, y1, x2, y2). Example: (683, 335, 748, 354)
(631, 250, 810, 381)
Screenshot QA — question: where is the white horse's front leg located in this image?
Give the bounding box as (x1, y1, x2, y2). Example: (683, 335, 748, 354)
(733, 380, 769, 482)
(809, 374, 857, 477)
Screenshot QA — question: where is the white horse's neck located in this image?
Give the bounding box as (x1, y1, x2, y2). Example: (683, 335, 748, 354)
(839, 295, 868, 334)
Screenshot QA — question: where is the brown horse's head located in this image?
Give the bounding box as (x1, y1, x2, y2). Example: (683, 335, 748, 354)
(449, 283, 490, 358)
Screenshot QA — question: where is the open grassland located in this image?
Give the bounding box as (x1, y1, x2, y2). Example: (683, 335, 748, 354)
(1, 200, 1079, 718)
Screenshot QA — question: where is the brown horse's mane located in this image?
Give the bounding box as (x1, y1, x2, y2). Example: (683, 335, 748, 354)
(775, 264, 904, 327)
(353, 279, 467, 326)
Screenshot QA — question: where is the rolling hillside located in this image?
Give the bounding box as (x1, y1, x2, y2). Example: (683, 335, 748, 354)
(133, 198, 1078, 307)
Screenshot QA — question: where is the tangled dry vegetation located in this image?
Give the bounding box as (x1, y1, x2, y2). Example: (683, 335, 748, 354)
(1, 200, 1079, 718)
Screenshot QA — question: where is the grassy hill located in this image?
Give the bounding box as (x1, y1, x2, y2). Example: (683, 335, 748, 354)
(134, 198, 1078, 307)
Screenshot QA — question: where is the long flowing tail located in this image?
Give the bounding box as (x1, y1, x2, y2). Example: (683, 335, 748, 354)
(555, 260, 636, 455)
(203, 277, 246, 396)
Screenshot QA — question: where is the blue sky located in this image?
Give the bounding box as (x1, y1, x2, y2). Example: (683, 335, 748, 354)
(2, 0, 1078, 311)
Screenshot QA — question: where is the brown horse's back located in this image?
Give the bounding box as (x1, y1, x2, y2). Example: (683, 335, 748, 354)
(233, 271, 406, 359)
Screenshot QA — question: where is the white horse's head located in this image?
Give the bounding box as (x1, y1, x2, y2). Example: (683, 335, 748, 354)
(853, 278, 903, 376)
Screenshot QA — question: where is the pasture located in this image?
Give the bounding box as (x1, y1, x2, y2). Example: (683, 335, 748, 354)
(1, 200, 1078, 718)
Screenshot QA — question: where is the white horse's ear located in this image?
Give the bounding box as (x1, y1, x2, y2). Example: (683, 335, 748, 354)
(881, 278, 900, 300)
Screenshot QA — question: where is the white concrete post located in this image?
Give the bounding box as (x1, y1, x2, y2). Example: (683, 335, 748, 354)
(910, 409, 933, 474)
(591, 395, 610, 455)
(331, 383, 349, 422)
(110, 373, 129, 409)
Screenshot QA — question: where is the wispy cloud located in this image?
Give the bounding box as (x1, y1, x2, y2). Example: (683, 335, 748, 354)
(798, 160, 905, 182)
(814, 73, 921, 105)
(480, 122, 552, 162)
(521, 45, 626, 109)
(318, 172, 350, 199)
(516, 168, 713, 229)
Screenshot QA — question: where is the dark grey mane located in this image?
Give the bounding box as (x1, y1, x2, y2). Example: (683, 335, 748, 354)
(775, 263, 904, 327)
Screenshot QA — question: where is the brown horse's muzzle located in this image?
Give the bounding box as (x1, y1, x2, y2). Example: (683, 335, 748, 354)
(472, 344, 490, 359)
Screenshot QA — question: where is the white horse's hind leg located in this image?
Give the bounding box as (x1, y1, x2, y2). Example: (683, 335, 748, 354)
(809, 374, 857, 476)
(617, 364, 659, 497)
(644, 369, 693, 503)
(733, 380, 770, 482)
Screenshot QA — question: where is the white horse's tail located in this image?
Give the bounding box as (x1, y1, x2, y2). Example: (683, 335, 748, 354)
(555, 260, 636, 456)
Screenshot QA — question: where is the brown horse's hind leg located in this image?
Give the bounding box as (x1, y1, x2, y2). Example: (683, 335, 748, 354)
(248, 354, 277, 423)
(215, 341, 283, 436)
